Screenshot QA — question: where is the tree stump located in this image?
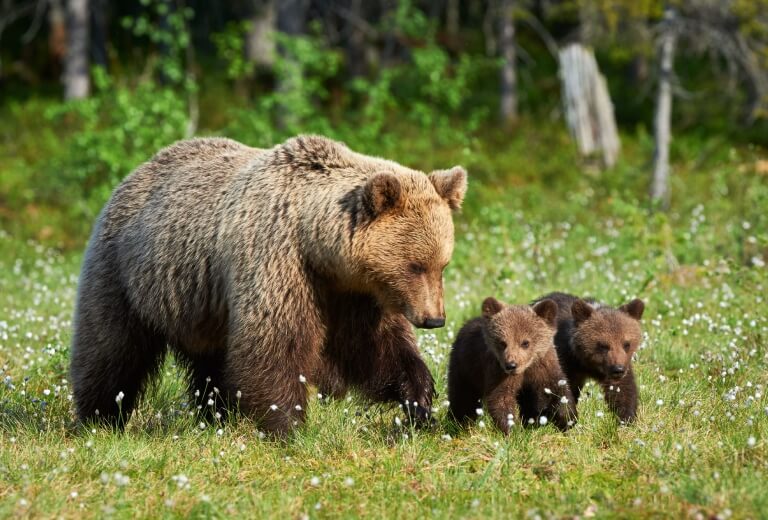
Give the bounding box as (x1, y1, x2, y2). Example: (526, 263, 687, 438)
(559, 43, 620, 168)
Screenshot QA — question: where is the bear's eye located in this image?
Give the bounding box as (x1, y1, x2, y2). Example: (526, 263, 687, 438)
(408, 262, 427, 275)
(623, 341, 631, 351)
(597, 342, 610, 352)
(498, 340, 507, 350)
(521, 340, 530, 349)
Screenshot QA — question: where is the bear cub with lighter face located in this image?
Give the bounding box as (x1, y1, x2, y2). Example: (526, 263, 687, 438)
(448, 297, 575, 434)
(537, 292, 645, 423)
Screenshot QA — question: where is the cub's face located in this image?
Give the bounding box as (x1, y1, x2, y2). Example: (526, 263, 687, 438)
(354, 167, 466, 329)
(571, 299, 645, 382)
(481, 298, 558, 375)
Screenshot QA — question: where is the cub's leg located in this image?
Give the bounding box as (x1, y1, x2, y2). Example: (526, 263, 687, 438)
(518, 350, 578, 430)
(447, 371, 482, 425)
(601, 365, 638, 423)
(485, 377, 522, 435)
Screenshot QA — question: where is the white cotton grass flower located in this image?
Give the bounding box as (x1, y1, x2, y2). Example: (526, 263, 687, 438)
(475, 408, 484, 416)
(299, 374, 307, 383)
(310, 476, 321, 487)
(539, 416, 548, 426)
(544, 388, 552, 394)
(270, 404, 278, 411)
(115, 391, 125, 404)
(747, 436, 756, 448)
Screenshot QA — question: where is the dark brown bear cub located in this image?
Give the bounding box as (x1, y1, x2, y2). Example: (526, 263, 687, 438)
(536, 292, 645, 423)
(448, 297, 574, 433)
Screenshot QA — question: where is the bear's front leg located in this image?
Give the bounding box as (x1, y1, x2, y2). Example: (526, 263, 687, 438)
(601, 365, 639, 423)
(485, 377, 522, 435)
(225, 289, 324, 436)
(539, 350, 578, 430)
(347, 313, 435, 424)
(393, 347, 436, 424)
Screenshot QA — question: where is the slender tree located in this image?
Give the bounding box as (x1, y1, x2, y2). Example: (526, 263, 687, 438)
(499, 0, 517, 125)
(651, 7, 676, 209)
(63, 0, 89, 99)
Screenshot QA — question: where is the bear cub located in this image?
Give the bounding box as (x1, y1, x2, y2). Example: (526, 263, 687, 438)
(537, 292, 645, 423)
(448, 297, 575, 434)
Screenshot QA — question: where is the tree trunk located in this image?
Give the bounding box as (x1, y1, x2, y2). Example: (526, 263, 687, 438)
(64, 0, 89, 99)
(651, 8, 676, 209)
(246, 0, 275, 68)
(499, 0, 517, 126)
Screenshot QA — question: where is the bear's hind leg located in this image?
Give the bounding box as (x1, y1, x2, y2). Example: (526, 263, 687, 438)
(71, 284, 166, 427)
(179, 348, 231, 420)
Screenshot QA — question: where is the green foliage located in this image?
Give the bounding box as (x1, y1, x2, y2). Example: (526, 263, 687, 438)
(41, 69, 188, 228)
(211, 21, 255, 80)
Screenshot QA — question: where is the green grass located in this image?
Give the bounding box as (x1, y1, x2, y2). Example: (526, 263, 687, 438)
(1, 130, 767, 519)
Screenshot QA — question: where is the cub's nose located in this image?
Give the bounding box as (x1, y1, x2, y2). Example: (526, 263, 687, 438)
(422, 317, 445, 329)
(610, 364, 626, 376)
(505, 362, 517, 372)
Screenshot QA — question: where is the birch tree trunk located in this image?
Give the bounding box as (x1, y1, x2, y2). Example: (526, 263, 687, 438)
(651, 8, 677, 209)
(64, 0, 89, 100)
(499, 0, 517, 126)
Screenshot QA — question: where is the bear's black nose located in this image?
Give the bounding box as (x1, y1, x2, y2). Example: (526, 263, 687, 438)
(422, 317, 445, 329)
(610, 364, 626, 375)
(505, 362, 517, 372)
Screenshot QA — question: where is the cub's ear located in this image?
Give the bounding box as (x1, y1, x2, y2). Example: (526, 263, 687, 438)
(482, 297, 504, 318)
(619, 298, 645, 321)
(532, 299, 558, 328)
(429, 166, 467, 210)
(364, 172, 403, 216)
(571, 299, 593, 325)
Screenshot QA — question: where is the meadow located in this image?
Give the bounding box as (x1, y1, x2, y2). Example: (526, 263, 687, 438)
(1, 121, 766, 518)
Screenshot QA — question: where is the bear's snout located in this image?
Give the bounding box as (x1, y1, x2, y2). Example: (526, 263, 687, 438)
(421, 317, 445, 329)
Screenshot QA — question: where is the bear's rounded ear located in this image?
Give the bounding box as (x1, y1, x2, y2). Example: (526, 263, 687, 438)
(619, 299, 645, 321)
(364, 172, 403, 216)
(571, 299, 593, 325)
(429, 166, 467, 210)
(482, 297, 504, 318)
(532, 299, 558, 328)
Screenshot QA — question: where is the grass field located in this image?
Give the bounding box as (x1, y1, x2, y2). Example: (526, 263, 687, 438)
(1, 132, 767, 519)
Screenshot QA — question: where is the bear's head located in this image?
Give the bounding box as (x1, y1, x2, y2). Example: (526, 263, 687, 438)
(570, 298, 644, 382)
(353, 167, 467, 328)
(480, 297, 558, 375)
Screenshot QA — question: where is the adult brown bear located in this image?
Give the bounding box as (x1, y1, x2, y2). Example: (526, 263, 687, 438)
(70, 135, 467, 435)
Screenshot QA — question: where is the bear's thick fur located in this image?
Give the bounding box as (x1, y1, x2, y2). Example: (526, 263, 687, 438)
(447, 297, 574, 434)
(70, 135, 467, 434)
(535, 292, 644, 423)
